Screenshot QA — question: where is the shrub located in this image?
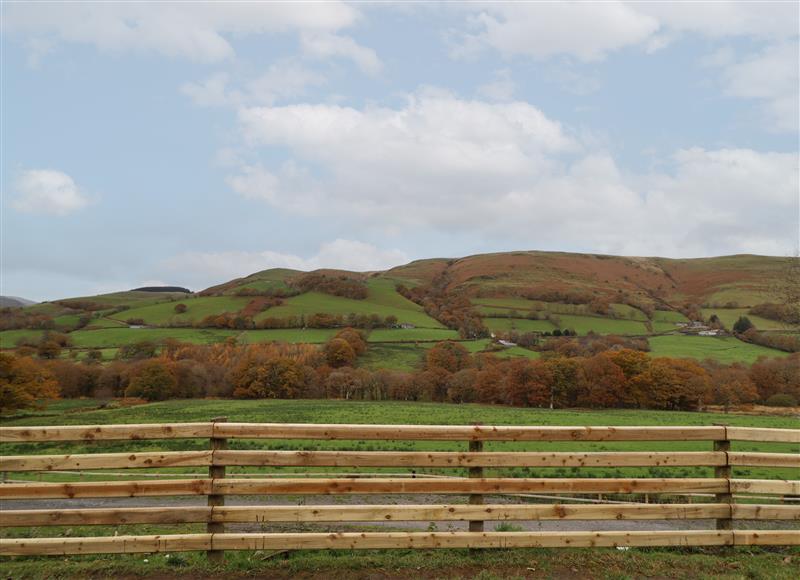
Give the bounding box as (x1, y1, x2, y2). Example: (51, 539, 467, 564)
(765, 393, 797, 407)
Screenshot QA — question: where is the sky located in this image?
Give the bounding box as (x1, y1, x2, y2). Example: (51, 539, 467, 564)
(2, 1, 799, 301)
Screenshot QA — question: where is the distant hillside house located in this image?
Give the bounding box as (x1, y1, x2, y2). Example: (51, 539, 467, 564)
(398, 323, 416, 329)
(498, 339, 517, 347)
(698, 329, 721, 336)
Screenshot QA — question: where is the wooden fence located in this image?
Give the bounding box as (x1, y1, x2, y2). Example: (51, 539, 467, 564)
(0, 421, 798, 560)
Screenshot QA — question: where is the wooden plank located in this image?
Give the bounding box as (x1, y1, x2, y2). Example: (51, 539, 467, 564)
(728, 452, 800, 468)
(726, 427, 800, 444)
(734, 530, 800, 546)
(730, 479, 800, 495)
(0, 451, 212, 472)
(733, 505, 800, 521)
(0, 507, 211, 527)
(0, 423, 213, 442)
(0, 534, 212, 556)
(212, 477, 728, 496)
(211, 530, 733, 550)
(213, 503, 730, 523)
(215, 450, 725, 468)
(0, 479, 210, 499)
(214, 423, 726, 441)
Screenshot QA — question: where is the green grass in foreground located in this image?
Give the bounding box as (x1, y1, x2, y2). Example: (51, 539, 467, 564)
(2, 546, 798, 579)
(649, 335, 789, 364)
(2, 399, 796, 479)
(2, 400, 797, 578)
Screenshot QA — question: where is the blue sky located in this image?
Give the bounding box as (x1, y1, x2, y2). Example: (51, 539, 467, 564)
(2, 1, 798, 301)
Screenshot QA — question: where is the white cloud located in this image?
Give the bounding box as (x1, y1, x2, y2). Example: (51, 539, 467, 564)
(182, 62, 326, 108)
(451, 2, 659, 62)
(477, 69, 515, 101)
(300, 32, 382, 75)
(231, 91, 798, 257)
(716, 43, 799, 133)
(5, 2, 361, 63)
(12, 169, 90, 216)
(161, 240, 409, 288)
(448, 2, 799, 132)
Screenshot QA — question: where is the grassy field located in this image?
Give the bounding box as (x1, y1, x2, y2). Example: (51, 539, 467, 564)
(552, 314, 648, 336)
(2, 541, 797, 579)
(109, 296, 251, 326)
(57, 290, 190, 309)
(1, 399, 797, 578)
(256, 285, 443, 329)
(2, 399, 796, 479)
(0, 329, 46, 347)
(366, 328, 460, 342)
(239, 328, 338, 344)
(649, 335, 790, 364)
(483, 317, 556, 333)
(68, 328, 237, 348)
(700, 307, 799, 332)
(652, 310, 690, 333)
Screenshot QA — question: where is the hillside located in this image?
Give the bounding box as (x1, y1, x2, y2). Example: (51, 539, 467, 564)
(0, 296, 36, 308)
(1, 250, 797, 368)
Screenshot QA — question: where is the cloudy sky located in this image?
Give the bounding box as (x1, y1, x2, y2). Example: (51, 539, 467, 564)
(2, 1, 799, 301)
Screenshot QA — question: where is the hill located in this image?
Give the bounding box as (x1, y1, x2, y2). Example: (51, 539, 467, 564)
(0, 296, 36, 308)
(2, 250, 797, 367)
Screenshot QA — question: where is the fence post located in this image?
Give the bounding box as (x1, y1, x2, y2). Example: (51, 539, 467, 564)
(207, 417, 228, 564)
(713, 423, 732, 531)
(468, 439, 484, 533)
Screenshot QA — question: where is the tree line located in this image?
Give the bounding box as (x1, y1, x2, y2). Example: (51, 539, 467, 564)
(2, 331, 797, 414)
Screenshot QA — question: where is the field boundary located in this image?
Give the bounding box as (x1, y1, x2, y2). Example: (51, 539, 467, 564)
(1, 422, 798, 560)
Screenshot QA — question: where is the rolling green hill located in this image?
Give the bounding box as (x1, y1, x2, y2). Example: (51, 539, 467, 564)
(3, 250, 796, 367)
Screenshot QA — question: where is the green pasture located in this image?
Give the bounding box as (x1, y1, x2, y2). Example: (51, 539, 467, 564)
(221, 268, 297, 294)
(609, 303, 648, 321)
(67, 328, 237, 348)
(553, 314, 648, 336)
(358, 343, 431, 371)
(483, 317, 556, 333)
(0, 329, 46, 347)
(652, 310, 690, 333)
(649, 335, 789, 364)
(700, 308, 798, 332)
(258, 288, 443, 328)
(366, 328, 460, 342)
(109, 295, 251, 326)
(239, 328, 337, 344)
(2, 399, 796, 481)
(58, 290, 189, 309)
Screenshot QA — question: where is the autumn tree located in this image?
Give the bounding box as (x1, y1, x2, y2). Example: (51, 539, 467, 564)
(231, 357, 304, 399)
(0, 353, 60, 413)
(125, 360, 177, 401)
(174, 303, 188, 314)
(426, 341, 471, 373)
(324, 338, 356, 368)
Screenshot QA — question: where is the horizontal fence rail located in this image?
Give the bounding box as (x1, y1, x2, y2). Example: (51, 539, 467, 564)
(1, 421, 798, 560)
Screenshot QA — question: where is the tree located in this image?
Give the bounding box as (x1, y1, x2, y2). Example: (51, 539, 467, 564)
(426, 341, 471, 373)
(125, 360, 176, 401)
(733, 316, 754, 334)
(232, 357, 304, 399)
(324, 338, 356, 368)
(174, 303, 188, 314)
(36, 340, 62, 359)
(0, 353, 60, 413)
